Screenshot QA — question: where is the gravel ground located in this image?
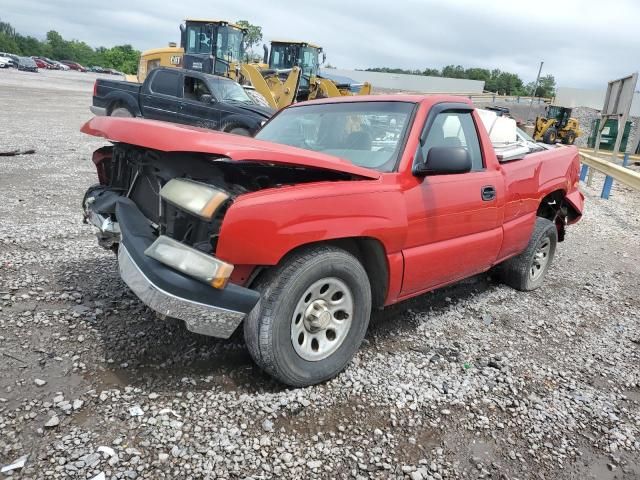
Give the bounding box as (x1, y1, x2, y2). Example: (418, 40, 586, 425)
(1, 68, 640, 480)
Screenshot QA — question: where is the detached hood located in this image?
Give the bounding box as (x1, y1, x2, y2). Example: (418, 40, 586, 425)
(81, 117, 380, 179)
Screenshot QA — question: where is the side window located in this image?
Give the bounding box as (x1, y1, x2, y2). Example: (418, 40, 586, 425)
(150, 70, 179, 96)
(422, 111, 484, 171)
(183, 76, 212, 102)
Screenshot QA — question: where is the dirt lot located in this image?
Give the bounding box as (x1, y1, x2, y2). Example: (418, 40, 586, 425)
(1, 68, 639, 479)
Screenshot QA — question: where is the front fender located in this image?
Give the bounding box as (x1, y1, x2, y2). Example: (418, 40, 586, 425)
(221, 114, 262, 134)
(215, 182, 407, 266)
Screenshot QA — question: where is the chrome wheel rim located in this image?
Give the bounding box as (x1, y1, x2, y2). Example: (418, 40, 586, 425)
(530, 237, 551, 281)
(291, 277, 354, 361)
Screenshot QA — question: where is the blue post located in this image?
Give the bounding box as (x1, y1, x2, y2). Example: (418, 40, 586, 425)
(601, 176, 614, 199)
(580, 164, 589, 182)
(622, 153, 630, 167)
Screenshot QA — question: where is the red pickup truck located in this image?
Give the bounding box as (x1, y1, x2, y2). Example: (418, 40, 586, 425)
(81, 95, 583, 387)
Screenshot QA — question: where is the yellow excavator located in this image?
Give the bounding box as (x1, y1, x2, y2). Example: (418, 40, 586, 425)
(129, 20, 371, 109)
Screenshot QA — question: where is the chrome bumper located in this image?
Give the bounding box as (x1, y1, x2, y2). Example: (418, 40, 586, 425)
(118, 244, 246, 339)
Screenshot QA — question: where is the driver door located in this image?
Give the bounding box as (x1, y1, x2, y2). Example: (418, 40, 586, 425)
(400, 105, 504, 296)
(176, 74, 220, 130)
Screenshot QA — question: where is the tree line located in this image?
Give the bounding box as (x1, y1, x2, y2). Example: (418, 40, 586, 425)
(0, 19, 140, 73)
(366, 65, 556, 97)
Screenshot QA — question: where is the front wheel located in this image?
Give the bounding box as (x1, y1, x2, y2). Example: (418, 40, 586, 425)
(228, 127, 251, 136)
(244, 246, 372, 387)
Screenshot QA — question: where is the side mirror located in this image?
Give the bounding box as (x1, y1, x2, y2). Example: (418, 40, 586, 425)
(199, 94, 214, 104)
(322, 53, 327, 65)
(413, 146, 472, 176)
(263, 44, 269, 64)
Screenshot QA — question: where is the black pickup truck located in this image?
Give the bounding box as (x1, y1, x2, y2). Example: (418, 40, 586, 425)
(90, 67, 274, 136)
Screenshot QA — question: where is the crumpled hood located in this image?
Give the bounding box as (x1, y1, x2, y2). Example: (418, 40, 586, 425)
(81, 117, 380, 179)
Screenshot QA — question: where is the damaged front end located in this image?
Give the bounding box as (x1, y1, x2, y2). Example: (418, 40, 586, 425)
(82, 143, 354, 338)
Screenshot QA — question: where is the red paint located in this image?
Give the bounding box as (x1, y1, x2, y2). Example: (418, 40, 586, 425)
(83, 95, 583, 306)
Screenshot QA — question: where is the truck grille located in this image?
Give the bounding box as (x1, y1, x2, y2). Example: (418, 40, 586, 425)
(108, 145, 225, 254)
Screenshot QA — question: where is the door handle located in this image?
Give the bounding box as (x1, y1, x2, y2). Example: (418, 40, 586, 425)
(481, 185, 496, 201)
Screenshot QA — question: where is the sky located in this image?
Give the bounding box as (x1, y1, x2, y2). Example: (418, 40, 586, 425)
(2, 0, 639, 89)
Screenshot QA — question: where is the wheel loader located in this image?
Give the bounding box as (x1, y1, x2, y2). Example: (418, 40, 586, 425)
(261, 40, 372, 102)
(129, 20, 371, 109)
(533, 106, 581, 145)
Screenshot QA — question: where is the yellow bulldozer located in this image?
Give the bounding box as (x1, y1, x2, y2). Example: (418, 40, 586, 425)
(533, 106, 581, 145)
(129, 19, 371, 109)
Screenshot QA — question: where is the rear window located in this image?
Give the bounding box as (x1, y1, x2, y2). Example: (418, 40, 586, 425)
(150, 70, 180, 96)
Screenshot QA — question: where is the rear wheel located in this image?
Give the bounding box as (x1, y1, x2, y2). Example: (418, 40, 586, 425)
(543, 128, 557, 144)
(498, 217, 557, 291)
(244, 246, 372, 387)
(110, 107, 133, 118)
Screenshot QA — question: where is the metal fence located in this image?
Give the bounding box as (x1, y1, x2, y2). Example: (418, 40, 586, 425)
(579, 150, 640, 199)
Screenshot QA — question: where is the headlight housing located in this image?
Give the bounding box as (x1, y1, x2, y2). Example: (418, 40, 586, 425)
(145, 235, 234, 289)
(160, 178, 229, 220)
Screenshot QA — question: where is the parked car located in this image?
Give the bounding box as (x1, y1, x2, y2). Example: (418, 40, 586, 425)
(55, 61, 70, 71)
(61, 60, 86, 72)
(80, 94, 584, 387)
(31, 57, 48, 69)
(35, 57, 58, 69)
(89, 66, 105, 73)
(17, 57, 38, 72)
(0, 52, 18, 68)
(0, 56, 12, 68)
(89, 67, 273, 135)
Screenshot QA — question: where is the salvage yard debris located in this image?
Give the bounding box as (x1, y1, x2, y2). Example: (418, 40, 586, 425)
(0, 148, 35, 156)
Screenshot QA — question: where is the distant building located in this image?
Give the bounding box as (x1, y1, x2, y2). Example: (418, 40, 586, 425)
(323, 69, 485, 94)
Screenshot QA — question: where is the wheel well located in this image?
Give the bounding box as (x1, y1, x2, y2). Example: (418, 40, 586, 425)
(252, 238, 389, 309)
(537, 189, 566, 242)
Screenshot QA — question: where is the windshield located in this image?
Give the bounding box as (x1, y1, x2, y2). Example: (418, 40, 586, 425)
(256, 101, 415, 172)
(216, 26, 244, 62)
(210, 77, 253, 103)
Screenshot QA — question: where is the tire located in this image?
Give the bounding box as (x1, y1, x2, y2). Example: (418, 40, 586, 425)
(542, 128, 557, 144)
(562, 131, 576, 145)
(498, 217, 557, 291)
(244, 245, 372, 387)
(228, 127, 251, 136)
(110, 107, 134, 118)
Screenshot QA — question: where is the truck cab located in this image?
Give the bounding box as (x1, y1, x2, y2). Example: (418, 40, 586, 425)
(180, 19, 246, 76)
(265, 41, 323, 97)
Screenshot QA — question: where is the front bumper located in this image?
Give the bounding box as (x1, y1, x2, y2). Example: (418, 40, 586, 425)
(89, 195, 260, 338)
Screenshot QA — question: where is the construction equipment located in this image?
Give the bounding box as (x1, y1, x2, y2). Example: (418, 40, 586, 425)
(126, 44, 183, 83)
(533, 105, 581, 145)
(262, 40, 372, 101)
(130, 20, 371, 109)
